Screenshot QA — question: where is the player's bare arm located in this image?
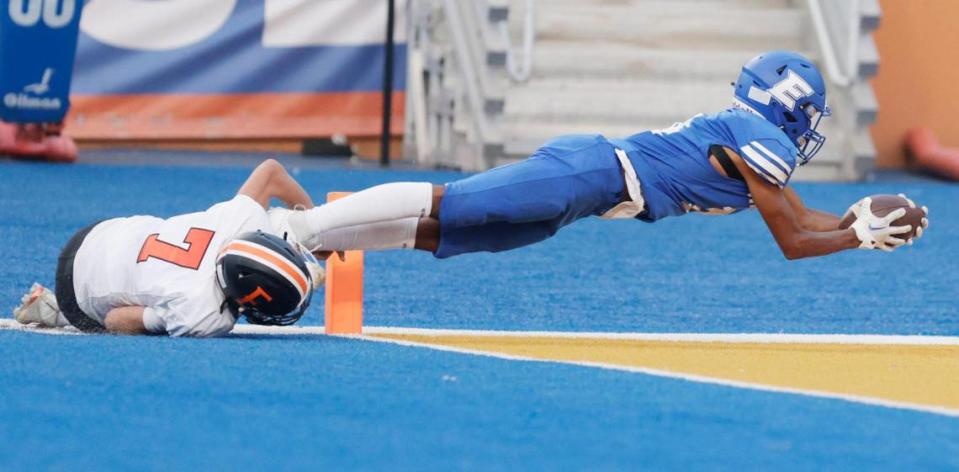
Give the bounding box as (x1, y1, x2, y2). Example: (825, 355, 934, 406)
(238, 158, 314, 210)
(104, 306, 147, 335)
(727, 147, 860, 260)
(782, 187, 841, 231)
(705, 153, 840, 232)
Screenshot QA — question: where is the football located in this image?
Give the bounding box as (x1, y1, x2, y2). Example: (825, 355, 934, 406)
(839, 194, 925, 239)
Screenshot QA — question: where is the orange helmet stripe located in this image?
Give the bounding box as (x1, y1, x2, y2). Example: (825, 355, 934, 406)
(223, 241, 309, 295)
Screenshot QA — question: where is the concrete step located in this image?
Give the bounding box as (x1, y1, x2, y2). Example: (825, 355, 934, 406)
(852, 82, 878, 126)
(534, 2, 810, 50)
(851, 126, 876, 162)
(494, 150, 847, 182)
(512, 0, 793, 8)
(503, 79, 858, 148)
(856, 35, 880, 79)
(791, 161, 844, 182)
(505, 78, 733, 123)
(501, 120, 656, 156)
(499, 116, 848, 166)
(851, 126, 877, 177)
(531, 44, 820, 81)
(491, 157, 846, 181)
(859, 0, 881, 31)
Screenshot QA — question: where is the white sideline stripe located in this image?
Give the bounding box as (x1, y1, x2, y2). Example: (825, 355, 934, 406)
(3, 320, 957, 417)
(361, 326, 959, 346)
(359, 334, 959, 419)
(0, 318, 84, 335)
(4, 320, 959, 346)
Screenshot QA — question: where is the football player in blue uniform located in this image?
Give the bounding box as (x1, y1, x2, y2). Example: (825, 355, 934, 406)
(271, 51, 928, 260)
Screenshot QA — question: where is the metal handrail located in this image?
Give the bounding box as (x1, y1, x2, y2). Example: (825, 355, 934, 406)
(404, 0, 431, 164)
(443, 0, 492, 148)
(405, 0, 522, 169)
(499, 0, 535, 82)
(807, 0, 860, 87)
(405, 0, 494, 168)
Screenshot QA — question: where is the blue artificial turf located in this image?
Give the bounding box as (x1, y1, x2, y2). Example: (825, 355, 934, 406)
(1, 156, 957, 469)
(1, 330, 957, 470)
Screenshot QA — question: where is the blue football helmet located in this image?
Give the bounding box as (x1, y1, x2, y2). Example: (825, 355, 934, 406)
(733, 51, 831, 164)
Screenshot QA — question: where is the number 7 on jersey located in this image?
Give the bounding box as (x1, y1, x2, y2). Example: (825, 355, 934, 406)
(137, 228, 215, 270)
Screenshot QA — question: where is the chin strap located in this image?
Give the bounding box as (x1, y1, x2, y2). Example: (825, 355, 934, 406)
(220, 298, 241, 320)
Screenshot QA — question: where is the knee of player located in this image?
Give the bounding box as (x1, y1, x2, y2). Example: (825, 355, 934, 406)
(258, 158, 285, 177)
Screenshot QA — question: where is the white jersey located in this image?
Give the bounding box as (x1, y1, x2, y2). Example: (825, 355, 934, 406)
(72, 195, 271, 337)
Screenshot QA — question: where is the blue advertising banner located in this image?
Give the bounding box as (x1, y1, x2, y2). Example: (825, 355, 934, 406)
(0, 0, 82, 123)
(67, 0, 407, 139)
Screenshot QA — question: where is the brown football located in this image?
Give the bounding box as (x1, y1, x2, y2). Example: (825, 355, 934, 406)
(839, 194, 924, 239)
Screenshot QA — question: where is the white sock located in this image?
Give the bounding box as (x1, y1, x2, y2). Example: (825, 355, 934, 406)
(294, 182, 433, 250)
(311, 217, 420, 251)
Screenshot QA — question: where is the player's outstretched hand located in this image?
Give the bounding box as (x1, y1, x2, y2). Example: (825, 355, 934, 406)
(849, 197, 912, 252)
(897, 193, 929, 244)
(842, 196, 870, 221)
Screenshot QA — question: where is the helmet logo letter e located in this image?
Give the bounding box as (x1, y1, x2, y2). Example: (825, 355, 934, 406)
(768, 70, 813, 111)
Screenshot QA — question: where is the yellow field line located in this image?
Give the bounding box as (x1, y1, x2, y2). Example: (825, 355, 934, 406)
(5, 319, 956, 415)
(369, 332, 959, 415)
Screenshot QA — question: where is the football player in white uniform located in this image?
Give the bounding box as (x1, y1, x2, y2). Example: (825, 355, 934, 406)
(14, 159, 321, 337)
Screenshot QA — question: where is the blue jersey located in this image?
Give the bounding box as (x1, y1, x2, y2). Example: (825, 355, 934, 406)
(609, 109, 799, 222)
